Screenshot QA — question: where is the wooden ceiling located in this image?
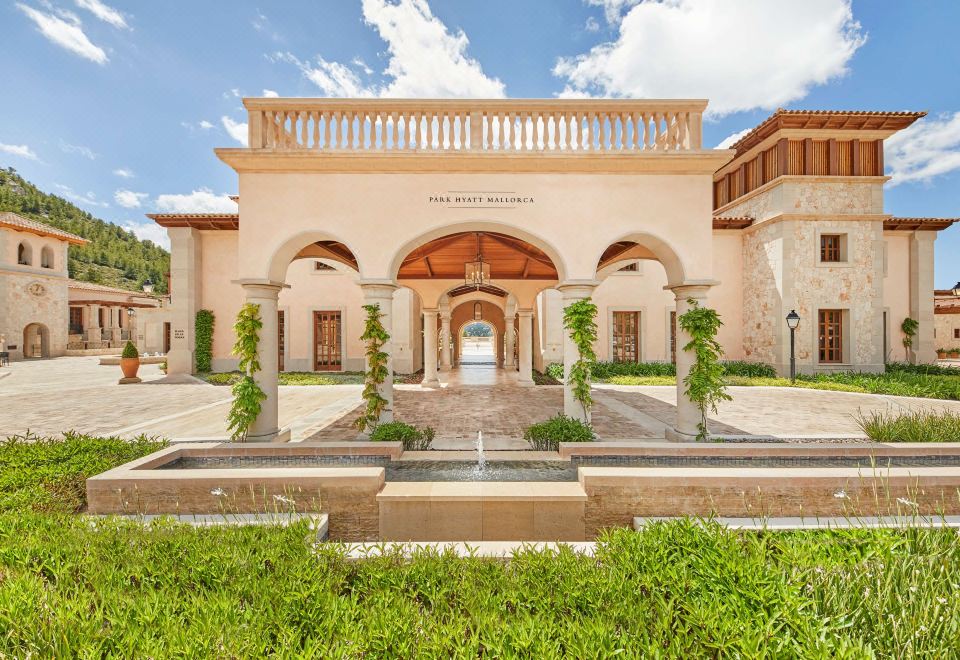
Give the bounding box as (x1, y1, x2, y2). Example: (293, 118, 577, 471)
(398, 232, 558, 280)
(447, 283, 508, 298)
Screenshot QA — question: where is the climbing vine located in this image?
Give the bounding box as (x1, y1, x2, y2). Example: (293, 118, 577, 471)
(678, 299, 731, 441)
(355, 303, 391, 433)
(901, 317, 919, 361)
(226, 303, 266, 442)
(194, 309, 215, 373)
(562, 298, 598, 418)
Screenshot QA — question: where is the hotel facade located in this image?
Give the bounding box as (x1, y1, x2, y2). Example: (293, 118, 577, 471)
(145, 99, 954, 440)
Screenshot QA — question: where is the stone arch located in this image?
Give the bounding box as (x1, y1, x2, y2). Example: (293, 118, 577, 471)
(592, 231, 687, 286)
(22, 323, 49, 358)
(450, 299, 506, 366)
(265, 230, 362, 283)
(17, 241, 32, 266)
(387, 220, 569, 283)
(40, 246, 54, 269)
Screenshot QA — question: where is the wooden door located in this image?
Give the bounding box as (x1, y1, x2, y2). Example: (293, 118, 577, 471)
(818, 309, 843, 363)
(612, 311, 640, 363)
(313, 311, 342, 371)
(278, 310, 285, 372)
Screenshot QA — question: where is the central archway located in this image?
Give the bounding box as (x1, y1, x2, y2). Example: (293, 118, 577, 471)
(459, 320, 497, 365)
(22, 323, 49, 359)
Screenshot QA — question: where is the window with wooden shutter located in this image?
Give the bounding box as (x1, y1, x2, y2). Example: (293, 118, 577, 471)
(612, 311, 640, 363)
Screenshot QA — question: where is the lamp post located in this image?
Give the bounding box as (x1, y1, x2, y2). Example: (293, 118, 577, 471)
(142, 279, 154, 295)
(786, 310, 800, 382)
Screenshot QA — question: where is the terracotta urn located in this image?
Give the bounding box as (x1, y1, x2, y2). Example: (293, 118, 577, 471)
(120, 357, 140, 379)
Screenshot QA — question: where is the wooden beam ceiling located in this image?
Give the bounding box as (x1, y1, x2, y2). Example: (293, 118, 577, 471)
(397, 231, 558, 280)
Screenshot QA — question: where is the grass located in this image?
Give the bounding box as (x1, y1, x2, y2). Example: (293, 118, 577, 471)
(0, 432, 167, 513)
(202, 371, 366, 386)
(0, 517, 958, 656)
(1, 433, 960, 654)
(857, 408, 960, 442)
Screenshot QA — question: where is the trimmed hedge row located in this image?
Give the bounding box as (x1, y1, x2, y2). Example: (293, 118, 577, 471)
(545, 360, 777, 382)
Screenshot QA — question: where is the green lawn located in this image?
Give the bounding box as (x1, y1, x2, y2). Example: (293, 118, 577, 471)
(202, 371, 366, 386)
(2, 435, 959, 655)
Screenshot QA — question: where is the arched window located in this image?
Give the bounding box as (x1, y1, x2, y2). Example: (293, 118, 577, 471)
(17, 242, 32, 266)
(40, 246, 54, 269)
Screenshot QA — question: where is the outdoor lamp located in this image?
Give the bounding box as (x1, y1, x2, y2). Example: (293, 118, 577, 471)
(952, 281, 960, 297)
(786, 310, 800, 382)
(142, 279, 154, 294)
(126, 307, 135, 317)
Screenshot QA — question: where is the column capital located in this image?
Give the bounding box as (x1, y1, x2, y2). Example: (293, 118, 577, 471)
(422, 308, 440, 316)
(359, 280, 399, 302)
(664, 280, 719, 300)
(517, 308, 534, 318)
(233, 279, 290, 298)
(557, 281, 599, 300)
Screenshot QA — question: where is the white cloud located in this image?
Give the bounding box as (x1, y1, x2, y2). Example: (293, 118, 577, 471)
(885, 112, 960, 187)
(55, 184, 108, 207)
(555, 0, 865, 117)
(114, 189, 148, 208)
(124, 221, 169, 249)
(586, 0, 641, 25)
(60, 140, 97, 159)
(0, 143, 39, 161)
(275, 0, 504, 98)
(262, 89, 280, 98)
(17, 3, 108, 64)
(585, 16, 601, 33)
(154, 188, 236, 213)
(199, 120, 215, 130)
(113, 168, 134, 178)
(221, 116, 248, 146)
(715, 127, 752, 150)
(75, 0, 128, 30)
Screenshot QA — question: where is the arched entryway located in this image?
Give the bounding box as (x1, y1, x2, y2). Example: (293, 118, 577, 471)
(459, 320, 496, 364)
(22, 323, 50, 359)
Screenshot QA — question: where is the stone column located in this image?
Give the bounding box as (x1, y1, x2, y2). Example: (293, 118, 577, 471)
(517, 309, 534, 387)
(667, 284, 712, 441)
(240, 281, 286, 441)
(422, 308, 440, 388)
(361, 282, 398, 424)
(85, 304, 101, 344)
(167, 228, 201, 375)
(909, 231, 936, 364)
(109, 307, 122, 342)
(439, 310, 452, 371)
(504, 312, 516, 369)
(558, 283, 597, 423)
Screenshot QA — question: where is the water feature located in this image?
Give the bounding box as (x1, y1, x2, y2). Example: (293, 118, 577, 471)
(475, 430, 486, 471)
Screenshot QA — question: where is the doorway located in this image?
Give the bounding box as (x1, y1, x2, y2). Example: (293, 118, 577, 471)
(313, 310, 342, 371)
(459, 321, 496, 365)
(22, 323, 49, 358)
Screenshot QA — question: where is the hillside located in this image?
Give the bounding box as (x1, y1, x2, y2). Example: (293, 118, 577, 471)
(0, 168, 169, 293)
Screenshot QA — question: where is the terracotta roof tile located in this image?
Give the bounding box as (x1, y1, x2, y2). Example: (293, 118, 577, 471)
(0, 211, 87, 245)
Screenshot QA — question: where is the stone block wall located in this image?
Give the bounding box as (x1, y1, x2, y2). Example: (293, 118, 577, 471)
(0, 271, 69, 360)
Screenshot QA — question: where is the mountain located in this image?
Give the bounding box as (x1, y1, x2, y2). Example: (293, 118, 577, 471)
(0, 168, 169, 293)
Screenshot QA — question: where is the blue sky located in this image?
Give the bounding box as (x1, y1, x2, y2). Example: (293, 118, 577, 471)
(1, 0, 958, 287)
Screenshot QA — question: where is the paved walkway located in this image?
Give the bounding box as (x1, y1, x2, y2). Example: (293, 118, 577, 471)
(3, 359, 959, 448)
(0, 357, 359, 440)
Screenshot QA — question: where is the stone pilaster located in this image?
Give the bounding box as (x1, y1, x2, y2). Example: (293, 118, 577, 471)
(910, 231, 936, 363)
(517, 309, 534, 387)
(167, 228, 201, 375)
(422, 308, 440, 388)
(504, 311, 516, 369)
(439, 309, 452, 371)
(666, 284, 714, 441)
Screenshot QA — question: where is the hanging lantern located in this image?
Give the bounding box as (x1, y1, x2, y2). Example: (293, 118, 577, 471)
(464, 232, 490, 289)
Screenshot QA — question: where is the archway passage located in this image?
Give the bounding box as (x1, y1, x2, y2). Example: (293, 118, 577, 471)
(460, 321, 496, 365)
(22, 323, 49, 359)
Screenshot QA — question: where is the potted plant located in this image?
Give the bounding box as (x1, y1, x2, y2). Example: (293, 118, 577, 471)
(937, 348, 948, 359)
(950, 347, 960, 359)
(120, 341, 140, 379)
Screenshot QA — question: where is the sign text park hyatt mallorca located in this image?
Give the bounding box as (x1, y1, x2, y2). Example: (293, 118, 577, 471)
(428, 192, 534, 209)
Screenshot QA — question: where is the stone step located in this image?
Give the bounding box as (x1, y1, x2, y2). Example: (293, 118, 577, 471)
(633, 515, 960, 530)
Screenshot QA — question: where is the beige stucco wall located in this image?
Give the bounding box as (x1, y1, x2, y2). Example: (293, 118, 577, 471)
(935, 313, 960, 350)
(883, 233, 912, 362)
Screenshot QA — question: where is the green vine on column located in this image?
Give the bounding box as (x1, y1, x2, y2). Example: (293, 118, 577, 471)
(355, 303, 390, 433)
(678, 298, 731, 441)
(194, 309, 214, 373)
(226, 303, 266, 442)
(562, 298, 598, 418)
(901, 317, 919, 361)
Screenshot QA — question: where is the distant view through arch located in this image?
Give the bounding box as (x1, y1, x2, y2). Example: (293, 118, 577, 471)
(459, 321, 496, 365)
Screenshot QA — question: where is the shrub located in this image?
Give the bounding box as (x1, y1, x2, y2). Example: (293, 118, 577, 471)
(592, 361, 676, 379)
(523, 413, 595, 451)
(0, 432, 167, 513)
(121, 341, 138, 359)
(856, 408, 960, 442)
(678, 299, 730, 440)
(545, 363, 565, 381)
(369, 421, 435, 450)
(720, 360, 777, 378)
(887, 361, 960, 377)
(194, 309, 215, 373)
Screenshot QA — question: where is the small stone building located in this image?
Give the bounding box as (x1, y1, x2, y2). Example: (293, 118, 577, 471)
(0, 212, 84, 360)
(935, 287, 960, 352)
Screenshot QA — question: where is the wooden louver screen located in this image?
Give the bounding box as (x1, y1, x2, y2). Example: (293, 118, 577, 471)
(313, 311, 342, 371)
(278, 310, 285, 372)
(612, 311, 640, 363)
(818, 309, 843, 363)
